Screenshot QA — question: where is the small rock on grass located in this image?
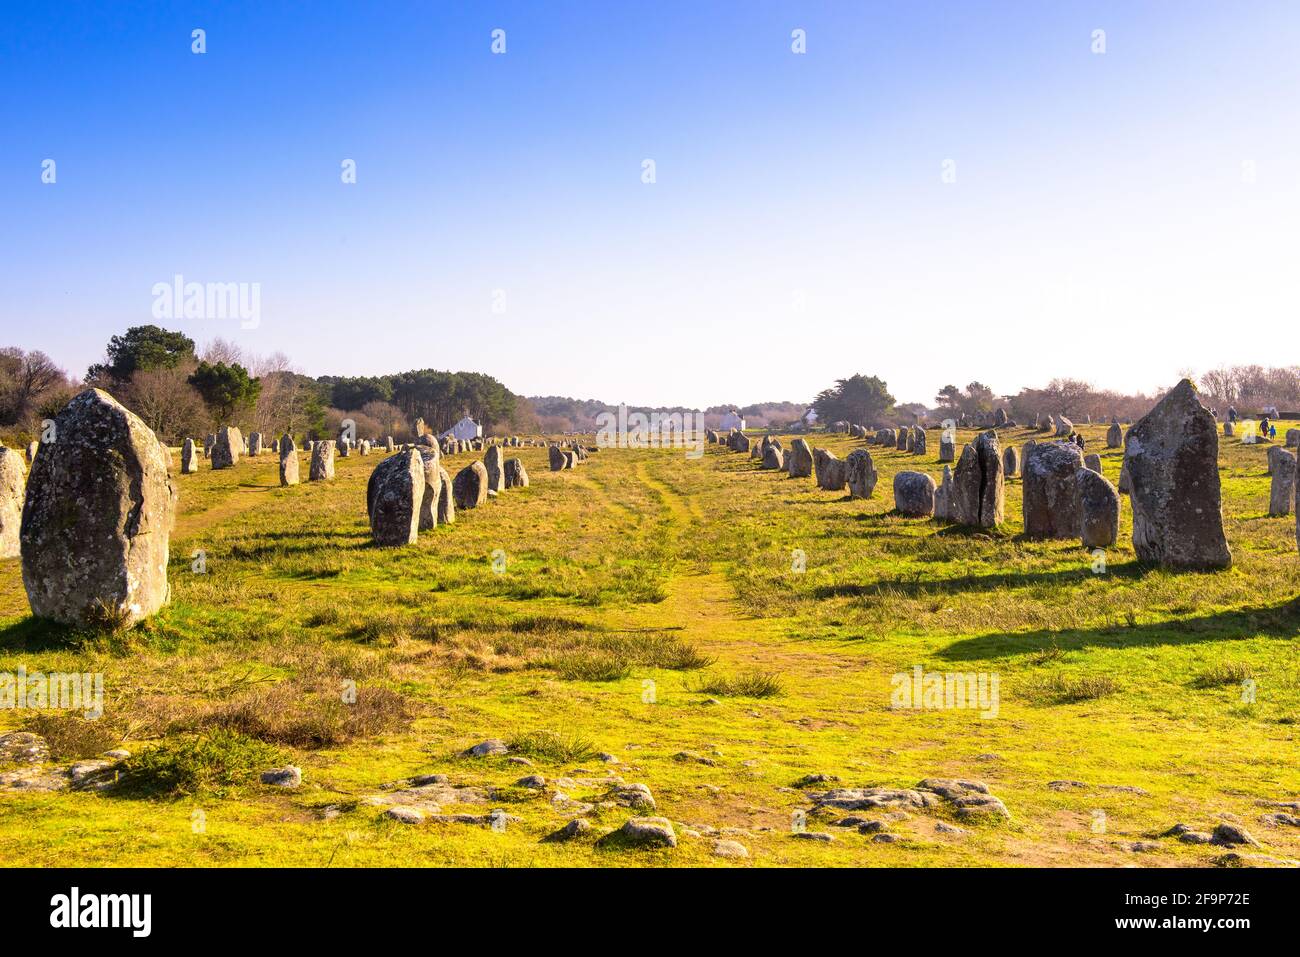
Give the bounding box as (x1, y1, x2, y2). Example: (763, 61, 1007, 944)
(793, 772, 838, 787)
(466, 739, 508, 757)
(857, 820, 887, 834)
(384, 806, 426, 824)
(934, 821, 968, 836)
(261, 766, 302, 788)
(600, 817, 677, 849)
(871, 833, 901, 843)
(516, 774, 546, 789)
(1212, 822, 1259, 847)
(542, 818, 593, 843)
(0, 732, 49, 764)
(711, 840, 749, 859)
(793, 831, 834, 843)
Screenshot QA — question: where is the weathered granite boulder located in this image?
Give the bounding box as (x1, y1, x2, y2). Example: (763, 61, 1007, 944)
(1076, 467, 1120, 548)
(504, 457, 529, 488)
(912, 427, 927, 456)
(278, 434, 299, 486)
(0, 445, 26, 559)
(211, 426, 242, 469)
(762, 445, 784, 470)
(788, 438, 813, 478)
(938, 434, 955, 463)
(1106, 423, 1124, 448)
(415, 447, 442, 530)
(20, 389, 175, 626)
(1003, 445, 1020, 478)
(1053, 414, 1074, 438)
(437, 465, 455, 525)
(1083, 453, 1102, 473)
(309, 440, 335, 481)
(249, 432, 264, 456)
(949, 431, 1003, 527)
(845, 449, 878, 499)
(453, 461, 488, 509)
(368, 450, 425, 546)
(1022, 441, 1084, 539)
(1123, 380, 1231, 569)
(549, 445, 568, 471)
(814, 449, 847, 492)
(896, 429, 908, 451)
(180, 438, 199, 474)
(893, 471, 936, 517)
(1269, 448, 1295, 517)
(483, 446, 505, 492)
(934, 465, 953, 520)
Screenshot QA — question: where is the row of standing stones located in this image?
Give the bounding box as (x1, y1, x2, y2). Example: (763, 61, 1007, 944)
(0, 388, 595, 627)
(715, 380, 1285, 570)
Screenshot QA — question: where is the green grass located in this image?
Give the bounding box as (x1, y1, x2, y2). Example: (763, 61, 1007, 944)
(0, 430, 1298, 867)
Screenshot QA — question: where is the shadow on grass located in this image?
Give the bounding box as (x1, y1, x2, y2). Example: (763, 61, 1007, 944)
(940, 597, 1300, 662)
(810, 560, 1155, 601)
(0, 615, 129, 652)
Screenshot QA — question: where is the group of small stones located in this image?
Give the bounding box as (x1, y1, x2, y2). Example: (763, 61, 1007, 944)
(0, 730, 130, 794)
(713, 379, 1243, 569)
(0, 387, 580, 626)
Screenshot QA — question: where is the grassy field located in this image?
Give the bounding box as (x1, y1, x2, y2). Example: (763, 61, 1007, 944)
(2, 423, 1299, 867)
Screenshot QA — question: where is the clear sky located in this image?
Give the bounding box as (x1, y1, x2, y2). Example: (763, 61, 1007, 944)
(3, 1, 1298, 408)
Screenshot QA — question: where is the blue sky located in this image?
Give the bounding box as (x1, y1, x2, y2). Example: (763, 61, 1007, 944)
(3, 1, 1298, 408)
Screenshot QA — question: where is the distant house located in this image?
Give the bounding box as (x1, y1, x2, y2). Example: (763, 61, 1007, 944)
(802, 408, 819, 426)
(719, 410, 746, 431)
(439, 416, 483, 441)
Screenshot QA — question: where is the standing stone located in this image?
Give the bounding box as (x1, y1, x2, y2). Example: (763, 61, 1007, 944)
(814, 449, 847, 492)
(1269, 448, 1295, 517)
(1223, 421, 1234, 437)
(20, 389, 175, 627)
(1022, 441, 1085, 539)
(249, 432, 264, 456)
(788, 438, 813, 478)
(1118, 459, 1131, 494)
(912, 428, 927, 456)
(1077, 468, 1120, 548)
(845, 449, 877, 499)
(1123, 380, 1230, 569)
(1267, 444, 1289, 476)
(1083, 453, 1102, 473)
(1287, 429, 1300, 449)
(896, 429, 909, 451)
(762, 445, 784, 470)
(385, 437, 395, 453)
(437, 465, 455, 525)
(453, 461, 488, 509)
(938, 434, 955, 463)
(310, 440, 336, 481)
(504, 458, 529, 488)
(934, 465, 953, 520)
(483, 446, 505, 492)
(367, 450, 425, 546)
(181, 438, 199, 474)
(892, 471, 936, 517)
(338, 438, 351, 458)
(211, 426, 242, 469)
(1003, 446, 1020, 478)
(948, 431, 1004, 528)
(278, 434, 299, 486)
(1053, 414, 1074, 438)
(415, 447, 442, 530)
(359, 440, 371, 456)
(950, 445, 982, 526)
(994, 408, 1009, 428)
(564, 451, 579, 469)
(1106, 423, 1124, 448)
(549, 445, 568, 471)
(0, 445, 26, 559)
(204, 433, 216, 458)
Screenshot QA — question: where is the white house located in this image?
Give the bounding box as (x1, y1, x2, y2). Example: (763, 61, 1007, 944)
(439, 416, 483, 441)
(719, 409, 746, 431)
(802, 408, 819, 426)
